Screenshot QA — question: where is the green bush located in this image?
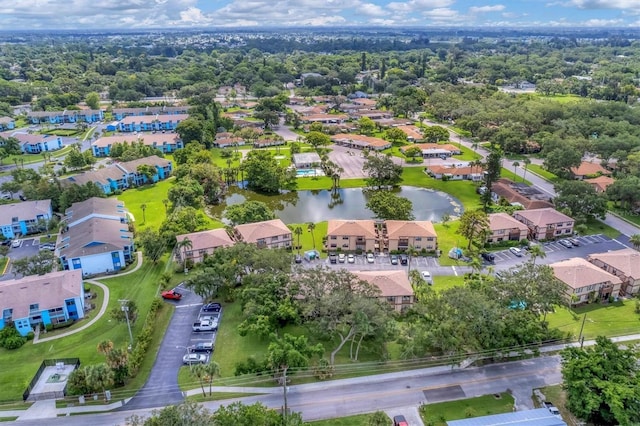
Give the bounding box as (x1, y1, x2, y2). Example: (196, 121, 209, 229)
(0, 326, 27, 349)
(26, 331, 34, 341)
(45, 323, 53, 332)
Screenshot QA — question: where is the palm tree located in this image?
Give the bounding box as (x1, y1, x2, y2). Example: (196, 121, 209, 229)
(529, 244, 546, 265)
(293, 226, 303, 253)
(162, 199, 169, 214)
(190, 364, 207, 396)
(96, 340, 113, 355)
(630, 234, 640, 250)
(522, 158, 531, 182)
(140, 203, 147, 224)
(512, 161, 520, 181)
(406, 245, 419, 274)
(176, 237, 192, 272)
(307, 222, 316, 249)
(204, 361, 221, 396)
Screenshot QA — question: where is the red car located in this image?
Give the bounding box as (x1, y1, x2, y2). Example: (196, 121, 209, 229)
(161, 290, 182, 300)
(393, 415, 409, 426)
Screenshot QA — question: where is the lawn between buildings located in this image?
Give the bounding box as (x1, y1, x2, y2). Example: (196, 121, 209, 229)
(0, 256, 172, 403)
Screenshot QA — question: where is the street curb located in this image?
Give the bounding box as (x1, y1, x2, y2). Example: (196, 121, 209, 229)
(607, 210, 640, 231)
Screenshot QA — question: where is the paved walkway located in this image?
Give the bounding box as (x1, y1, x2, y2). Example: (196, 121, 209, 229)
(33, 252, 143, 344)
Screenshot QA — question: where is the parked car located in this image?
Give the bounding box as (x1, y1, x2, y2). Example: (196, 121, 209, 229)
(366, 253, 375, 264)
(481, 252, 496, 263)
(39, 243, 55, 251)
(192, 319, 218, 332)
(294, 254, 303, 264)
(558, 239, 573, 249)
(190, 342, 214, 353)
(161, 290, 182, 300)
(421, 270, 433, 285)
(393, 415, 409, 426)
(347, 254, 355, 264)
(199, 313, 219, 322)
(11, 239, 21, 248)
(338, 253, 346, 263)
(390, 254, 399, 265)
(0, 239, 11, 246)
(544, 402, 561, 418)
(509, 247, 523, 257)
(201, 302, 221, 312)
(399, 254, 408, 265)
(568, 238, 580, 247)
(329, 253, 338, 264)
(182, 353, 207, 365)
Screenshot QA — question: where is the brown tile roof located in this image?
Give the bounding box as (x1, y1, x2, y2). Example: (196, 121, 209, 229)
(426, 164, 483, 175)
(551, 257, 621, 289)
(0, 270, 83, 319)
(234, 219, 291, 244)
(352, 270, 413, 297)
(177, 229, 235, 252)
(488, 213, 529, 232)
(571, 161, 611, 177)
(385, 220, 437, 239)
(303, 113, 348, 122)
(0, 200, 51, 225)
(331, 134, 391, 149)
(515, 208, 574, 227)
(491, 179, 554, 210)
(588, 248, 640, 280)
(585, 175, 615, 192)
(402, 143, 460, 153)
(327, 220, 377, 238)
(397, 125, 423, 140)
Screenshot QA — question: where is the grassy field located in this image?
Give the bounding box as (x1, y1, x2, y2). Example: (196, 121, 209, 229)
(545, 300, 640, 340)
(537, 385, 573, 423)
(526, 164, 558, 182)
(0, 257, 171, 402)
(433, 222, 471, 266)
(581, 218, 620, 239)
(608, 204, 640, 227)
(500, 167, 531, 186)
(400, 167, 481, 211)
(432, 275, 466, 291)
(452, 144, 482, 161)
(289, 221, 328, 255)
(420, 392, 514, 425)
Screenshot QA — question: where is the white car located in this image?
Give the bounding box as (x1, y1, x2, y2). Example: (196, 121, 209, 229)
(347, 254, 355, 264)
(338, 253, 346, 263)
(11, 239, 21, 248)
(366, 253, 375, 264)
(421, 270, 433, 285)
(182, 353, 207, 365)
(192, 319, 218, 332)
(509, 247, 523, 257)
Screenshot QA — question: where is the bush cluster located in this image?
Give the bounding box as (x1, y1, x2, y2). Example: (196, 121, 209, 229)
(128, 298, 162, 377)
(0, 326, 27, 349)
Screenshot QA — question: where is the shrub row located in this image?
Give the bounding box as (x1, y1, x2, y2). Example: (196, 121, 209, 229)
(128, 298, 162, 377)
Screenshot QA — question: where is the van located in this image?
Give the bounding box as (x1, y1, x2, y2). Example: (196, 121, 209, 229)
(481, 252, 496, 263)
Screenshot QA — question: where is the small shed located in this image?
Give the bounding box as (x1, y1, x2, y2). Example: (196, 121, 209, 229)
(292, 152, 322, 169)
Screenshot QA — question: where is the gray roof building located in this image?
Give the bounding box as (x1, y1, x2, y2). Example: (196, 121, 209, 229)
(447, 408, 566, 426)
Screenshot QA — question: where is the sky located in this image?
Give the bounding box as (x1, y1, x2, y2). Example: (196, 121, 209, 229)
(0, 0, 639, 29)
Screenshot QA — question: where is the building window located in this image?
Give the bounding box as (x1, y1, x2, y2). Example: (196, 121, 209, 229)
(29, 303, 39, 311)
(330, 236, 337, 240)
(271, 236, 279, 242)
(427, 237, 434, 241)
(415, 237, 422, 241)
(386, 296, 395, 303)
(402, 295, 412, 302)
(342, 236, 349, 240)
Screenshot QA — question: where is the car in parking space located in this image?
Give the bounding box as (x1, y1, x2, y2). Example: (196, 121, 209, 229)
(161, 290, 182, 300)
(199, 313, 219, 322)
(11, 239, 22, 248)
(338, 253, 346, 263)
(421, 270, 433, 285)
(182, 353, 207, 365)
(347, 254, 355, 264)
(481, 252, 496, 263)
(329, 253, 338, 264)
(192, 319, 218, 332)
(509, 247, 523, 257)
(189, 342, 214, 353)
(366, 252, 375, 263)
(558, 239, 573, 249)
(568, 238, 580, 247)
(390, 254, 399, 265)
(39, 243, 55, 251)
(399, 254, 408, 265)
(393, 415, 409, 426)
(294, 254, 302, 264)
(201, 302, 221, 313)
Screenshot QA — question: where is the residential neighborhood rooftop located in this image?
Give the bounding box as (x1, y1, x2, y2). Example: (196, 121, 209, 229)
(327, 219, 377, 239)
(177, 229, 235, 251)
(551, 257, 621, 289)
(234, 218, 290, 244)
(0, 199, 52, 225)
(588, 248, 640, 280)
(352, 270, 413, 298)
(58, 217, 133, 259)
(385, 220, 436, 239)
(514, 207, 574, 226)
(0, 270, 83, 319)
(488, 213, 529, 232)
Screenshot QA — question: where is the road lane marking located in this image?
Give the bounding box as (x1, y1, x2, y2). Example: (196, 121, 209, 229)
(175, 303, 204, 309)
(452, 266, 458, 276)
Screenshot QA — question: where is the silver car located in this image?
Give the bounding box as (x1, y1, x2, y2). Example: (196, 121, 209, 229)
(182, 353, 207, 365)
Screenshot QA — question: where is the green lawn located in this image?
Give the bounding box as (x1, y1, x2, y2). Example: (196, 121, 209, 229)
(538, 385, 572, 423)
(526, 164, 558, 182)
(400, 167, 481, 211)
(40, 129, 81, 137)
(433, 222, 470, 266)
(308, 413, 384, 425)
(500, 168, 531, 186)
(432, 275, 466, 292)
(0, 257, 172, 402)
(452, 145, 482, 161)
(420, 393, 514, 425)
(608, 204, 640, 227)
(545, 300, 640, 340)
(289, 221, 328, 255)
(581, 218, 620, 239)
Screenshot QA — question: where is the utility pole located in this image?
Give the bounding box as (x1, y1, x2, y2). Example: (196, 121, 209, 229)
(282, 365, 288, 419)
(119, 299, 134, 351)
(578, 313, 587, 348)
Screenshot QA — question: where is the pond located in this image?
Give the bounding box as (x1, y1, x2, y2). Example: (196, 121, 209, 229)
(210, 186, 463, 224)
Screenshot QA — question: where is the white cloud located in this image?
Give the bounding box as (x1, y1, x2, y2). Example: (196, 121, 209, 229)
(469, 4, 505, 13)
(387, 0, 454, 13)
(568, 0, 640, 10)
(358, 3, 386, 16)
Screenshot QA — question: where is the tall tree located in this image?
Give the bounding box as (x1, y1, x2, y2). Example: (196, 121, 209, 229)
(457, 210, 489, 250)
(365, 190, 415, 220)
(561, 336, 640, 425)
(363, 154, 403, 189)
(554, 180, 608, 221)
(225, 200, 275, 225)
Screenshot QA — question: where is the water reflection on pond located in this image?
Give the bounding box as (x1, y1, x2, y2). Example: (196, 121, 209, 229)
(210, 186, 463, 224)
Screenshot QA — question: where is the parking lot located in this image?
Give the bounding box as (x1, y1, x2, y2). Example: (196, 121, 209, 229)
(0, 238, 40, 281)
(490, 234, 628, 270)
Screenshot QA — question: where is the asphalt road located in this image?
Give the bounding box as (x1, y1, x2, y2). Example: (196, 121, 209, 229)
(121, 283, 204, 410)
(10, 356, 562, 426)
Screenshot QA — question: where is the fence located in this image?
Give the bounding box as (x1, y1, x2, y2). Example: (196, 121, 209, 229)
(23, 358, 80, 401)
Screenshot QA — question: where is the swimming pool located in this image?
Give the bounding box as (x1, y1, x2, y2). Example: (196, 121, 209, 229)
(296, 168, 324, 177)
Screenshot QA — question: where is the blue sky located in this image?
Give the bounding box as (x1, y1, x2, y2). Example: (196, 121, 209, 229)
(0, 0, 638, 29)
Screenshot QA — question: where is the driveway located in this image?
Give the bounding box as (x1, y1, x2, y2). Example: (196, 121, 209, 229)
(122, 282, 204, 410)
(1, 238, 39, 281)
